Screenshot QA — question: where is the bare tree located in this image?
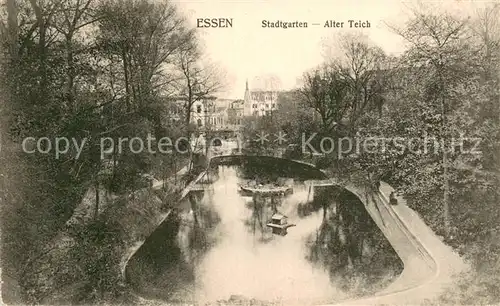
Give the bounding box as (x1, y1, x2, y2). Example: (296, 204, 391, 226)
(336, 34, 387, 129)
(98, 0, 193, 112)
(310, 33, 387, 135)
(299, 34, 386, 135)
(174, 41, 225, 130)
(470, 3, 500, 123)
(298, 64, 350, 133)
(4, 0, 18, 57)
(471, 3, 500, 79)
(52, 0, 99, 113)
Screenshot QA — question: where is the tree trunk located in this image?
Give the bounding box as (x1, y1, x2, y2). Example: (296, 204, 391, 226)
(122, 48, 131, 112)
(65, 34, 75, 113)
(189, 194, 199, 227)
(439, 68, 451, 237)
(94, 180, 99, 219)
(29, 0, 48, 98)
(253, 197, 257, 236)
(441, 92, 450, 237)
(7, 0, 18, 59)
(174, 157, 177, 184)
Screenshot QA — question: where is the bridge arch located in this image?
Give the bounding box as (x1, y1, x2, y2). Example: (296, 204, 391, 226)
(208, 154, 326, 180)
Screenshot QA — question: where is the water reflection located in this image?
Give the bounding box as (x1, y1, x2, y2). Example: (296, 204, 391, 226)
(304, 187, 402, 294)
(127, 164, 402, 305)
(194, 166, 342, 305)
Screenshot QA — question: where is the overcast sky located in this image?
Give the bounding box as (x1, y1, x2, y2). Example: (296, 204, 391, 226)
(172, 0, 491, 99)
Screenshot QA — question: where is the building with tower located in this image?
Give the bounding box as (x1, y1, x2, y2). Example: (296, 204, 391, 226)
(243, 80, 279, 117)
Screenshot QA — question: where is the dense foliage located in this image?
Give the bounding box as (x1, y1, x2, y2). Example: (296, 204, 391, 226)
(0, 0, 219, 303)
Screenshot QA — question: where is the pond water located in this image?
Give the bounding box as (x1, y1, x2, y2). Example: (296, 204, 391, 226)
(126, 163, 402, 305)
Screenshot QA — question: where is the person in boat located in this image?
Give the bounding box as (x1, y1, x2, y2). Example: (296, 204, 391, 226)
(389, 192, 398, 205)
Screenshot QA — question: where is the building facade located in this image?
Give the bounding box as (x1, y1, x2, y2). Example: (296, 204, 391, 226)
(243, 80, 279, 116)
(166, 79, 281, 134)
(190, 96, 218, 129)
(227, 99, 244, 130)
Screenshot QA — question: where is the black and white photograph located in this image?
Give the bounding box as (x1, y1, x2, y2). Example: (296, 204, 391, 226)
(0, 0, 499, 305)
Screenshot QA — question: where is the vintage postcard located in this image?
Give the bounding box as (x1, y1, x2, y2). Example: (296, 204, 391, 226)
(0, 0, 499, 305)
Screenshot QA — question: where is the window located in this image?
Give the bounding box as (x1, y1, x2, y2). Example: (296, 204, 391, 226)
(197, 119, 202, 127)
(197, 105, 202, 113)
(252, 104, 257, 109)
(266, 104, 269, 108)
(272, 103, 275, 108)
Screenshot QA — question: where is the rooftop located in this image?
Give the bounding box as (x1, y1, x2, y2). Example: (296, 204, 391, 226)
(271, 213, 287, 220)
(215, 106, 227, 112)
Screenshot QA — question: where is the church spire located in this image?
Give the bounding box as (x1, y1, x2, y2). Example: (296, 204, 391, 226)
(244, 78, 251, 115)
